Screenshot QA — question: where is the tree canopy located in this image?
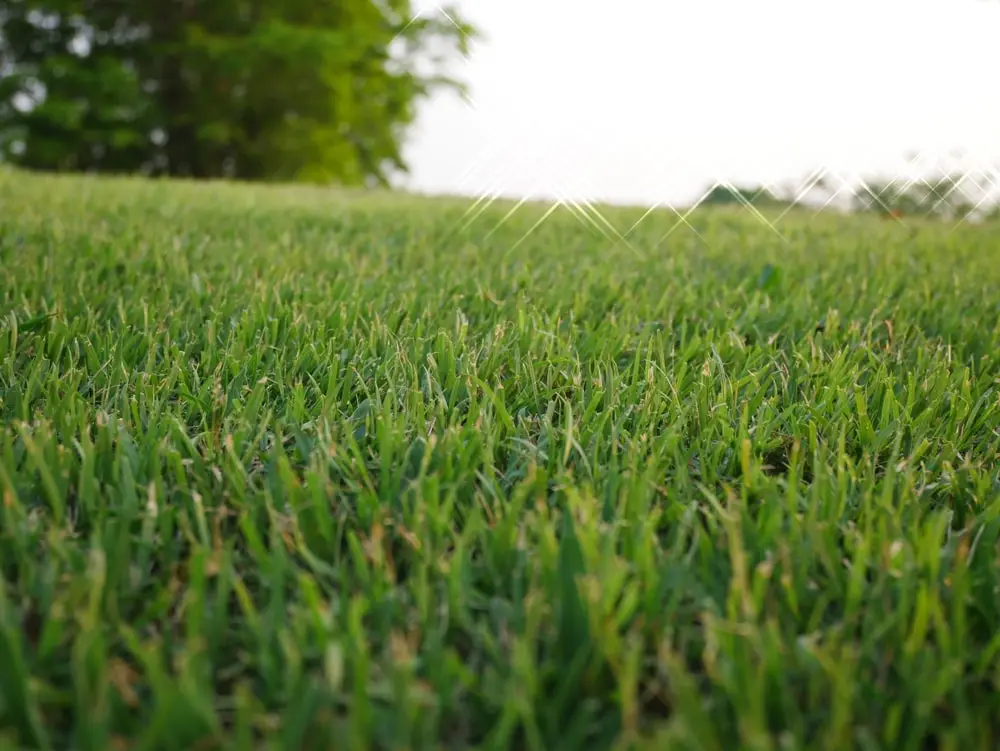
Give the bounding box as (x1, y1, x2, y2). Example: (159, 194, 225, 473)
(0, 1, 476, 185)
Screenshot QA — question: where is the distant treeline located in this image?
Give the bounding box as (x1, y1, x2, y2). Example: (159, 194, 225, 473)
(702, 174, 999, 221)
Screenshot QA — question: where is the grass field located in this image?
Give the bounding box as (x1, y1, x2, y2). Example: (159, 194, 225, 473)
(1, 168, 1000, 750)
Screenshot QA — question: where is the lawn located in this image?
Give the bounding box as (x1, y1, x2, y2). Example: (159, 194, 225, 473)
(1, 168, 999, 750)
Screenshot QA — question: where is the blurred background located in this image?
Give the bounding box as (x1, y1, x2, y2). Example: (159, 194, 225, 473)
(404, 0, 1000, 215)
(2, 0, 999, 218)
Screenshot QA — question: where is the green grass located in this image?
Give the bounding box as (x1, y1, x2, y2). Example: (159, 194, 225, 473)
(1, 168, 1000, 751)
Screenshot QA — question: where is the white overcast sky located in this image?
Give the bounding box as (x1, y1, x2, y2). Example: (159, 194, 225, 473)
(401, 0, 1000, 206)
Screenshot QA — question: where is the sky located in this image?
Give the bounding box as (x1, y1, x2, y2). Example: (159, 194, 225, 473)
(401, 0, 1000, 208)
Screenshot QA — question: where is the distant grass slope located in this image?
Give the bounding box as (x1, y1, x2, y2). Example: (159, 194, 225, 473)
(1, 169, 1000, 750)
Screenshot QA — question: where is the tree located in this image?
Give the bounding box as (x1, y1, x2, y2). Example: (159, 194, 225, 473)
(701, 183, 788, 208)
(0, 1, 476, 185)
(852, 173, 981, 220)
